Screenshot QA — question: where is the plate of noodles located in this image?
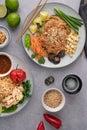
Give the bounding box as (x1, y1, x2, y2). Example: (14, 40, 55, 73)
(0, 54, 33, 117)
(22, 3, 86, 68)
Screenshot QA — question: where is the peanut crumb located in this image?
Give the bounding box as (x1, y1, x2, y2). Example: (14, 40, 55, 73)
(0, 32, 6, 44)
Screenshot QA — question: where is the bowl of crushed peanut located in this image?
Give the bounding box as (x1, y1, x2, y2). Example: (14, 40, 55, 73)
(42, 88, 65, 112)
(0, 25, 11, 48)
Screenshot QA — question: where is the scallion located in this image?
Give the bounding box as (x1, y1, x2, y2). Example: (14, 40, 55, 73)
(54, 8, 83, 33)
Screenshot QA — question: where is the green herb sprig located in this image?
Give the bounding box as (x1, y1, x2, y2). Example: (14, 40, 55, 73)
(20, 80, 31, 104)
(38, 56, 45, 64)
(2, 105, 18, 113)
(31, 52, 38, 58)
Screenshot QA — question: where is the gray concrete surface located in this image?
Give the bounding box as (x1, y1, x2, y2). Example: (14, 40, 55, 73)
(0, 0, 87, 130)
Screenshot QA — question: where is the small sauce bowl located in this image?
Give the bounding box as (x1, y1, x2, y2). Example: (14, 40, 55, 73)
(0, 25, 11, 48)
(42, 88, 65, 112)
(0, 52, 13, 77)
(62, 74, 82, 94)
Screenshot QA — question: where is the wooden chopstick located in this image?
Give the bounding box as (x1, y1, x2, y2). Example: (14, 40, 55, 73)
(22, 0, 47, 35)
(19, 0, 43, 35)
(16, 0, 48, 43)
(16, 0, 43, 43)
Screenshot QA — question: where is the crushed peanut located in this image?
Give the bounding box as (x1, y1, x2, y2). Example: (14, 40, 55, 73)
(0, 31, 6, 44)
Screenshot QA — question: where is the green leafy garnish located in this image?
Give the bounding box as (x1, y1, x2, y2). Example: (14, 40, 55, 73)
(20, 80, 31, 103)
(24, 33, 31, 49)
(2, 105, 18, 113)
(31, 52, 38, 58)
(54, 8, 83, 33)
(38, 56, 45, 64)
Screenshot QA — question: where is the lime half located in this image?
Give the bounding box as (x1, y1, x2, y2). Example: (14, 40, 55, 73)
(0, 4, 7, 18)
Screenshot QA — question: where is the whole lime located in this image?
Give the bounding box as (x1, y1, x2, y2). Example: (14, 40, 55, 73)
(5, 0, 19, 11)
(6, 12, 21, 28)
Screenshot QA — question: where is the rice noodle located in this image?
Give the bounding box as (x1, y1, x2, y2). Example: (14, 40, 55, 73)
(38, 16, 71, 55)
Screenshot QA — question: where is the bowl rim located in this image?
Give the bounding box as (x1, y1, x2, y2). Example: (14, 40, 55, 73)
(62, 74, 82, 94)
(0, 52, 13, 77)
(0, 25, 11, 48)
(42, 88, 65, 112)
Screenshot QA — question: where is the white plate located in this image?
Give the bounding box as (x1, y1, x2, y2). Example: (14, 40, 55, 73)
(0, 54, 33, 117)
(22, 3, 86, 68)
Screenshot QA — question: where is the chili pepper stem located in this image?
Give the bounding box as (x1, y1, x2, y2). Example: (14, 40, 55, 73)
(16, 64, 19, 70)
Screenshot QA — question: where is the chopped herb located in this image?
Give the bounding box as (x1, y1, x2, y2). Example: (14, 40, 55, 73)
(24, 33, 31, 49)
(38, 56, 45, 64)
(31, 52, 38, 58)
(2, 105, 18, 113)
(38, 28, 42, 35)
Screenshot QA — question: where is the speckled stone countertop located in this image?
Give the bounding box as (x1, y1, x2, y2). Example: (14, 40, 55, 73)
(0, 0, 87, 130)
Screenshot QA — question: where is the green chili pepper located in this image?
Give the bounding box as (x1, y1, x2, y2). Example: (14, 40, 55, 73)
(24, 33, 31, 49)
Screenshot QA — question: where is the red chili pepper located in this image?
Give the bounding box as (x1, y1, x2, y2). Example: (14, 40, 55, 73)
(43, 113, 62, 129)
(37, 121, 45, 130)
(10, 66, 26, 83)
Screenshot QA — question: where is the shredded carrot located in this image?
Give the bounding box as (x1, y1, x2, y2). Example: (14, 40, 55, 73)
(30, 35, 47, 58)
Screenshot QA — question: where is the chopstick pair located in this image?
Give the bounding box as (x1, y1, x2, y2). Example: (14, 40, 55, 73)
(16, 0, 48, 43)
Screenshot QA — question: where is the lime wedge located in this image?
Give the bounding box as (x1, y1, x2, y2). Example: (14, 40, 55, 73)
(0, 4, 7, 18)
(0, 105, 2, 113)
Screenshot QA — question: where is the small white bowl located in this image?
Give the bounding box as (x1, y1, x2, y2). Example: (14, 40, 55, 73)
(0, 25, 11, 48)
(0, 52, 13, 77)
(42, 88, 65, 112)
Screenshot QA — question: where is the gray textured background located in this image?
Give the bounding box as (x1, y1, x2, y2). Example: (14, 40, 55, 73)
(0, 0, 87, 130)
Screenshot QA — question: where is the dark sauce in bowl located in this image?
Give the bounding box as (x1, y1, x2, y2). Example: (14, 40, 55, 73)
(0, 54, 11, 74)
